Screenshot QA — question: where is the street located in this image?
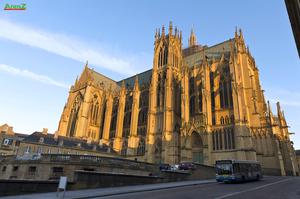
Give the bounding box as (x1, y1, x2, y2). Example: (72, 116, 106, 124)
(95, 176, 300, 199)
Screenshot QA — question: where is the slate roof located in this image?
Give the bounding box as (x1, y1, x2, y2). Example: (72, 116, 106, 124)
(87, 68, 120, 91)
(117, 69, 152, 89)
(23, 132, 115, 154)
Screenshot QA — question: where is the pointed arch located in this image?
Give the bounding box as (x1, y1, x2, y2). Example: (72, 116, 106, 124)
(67, 94, 83, 137)
(90, 94, 100, 126)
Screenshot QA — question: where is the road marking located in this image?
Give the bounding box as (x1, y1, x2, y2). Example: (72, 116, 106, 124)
(214, 178, 293, 199)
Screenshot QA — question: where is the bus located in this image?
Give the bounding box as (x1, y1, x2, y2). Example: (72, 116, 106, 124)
(215, 160, 263, 183)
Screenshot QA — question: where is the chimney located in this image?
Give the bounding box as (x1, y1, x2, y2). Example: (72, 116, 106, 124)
(42, 128, 48, 135)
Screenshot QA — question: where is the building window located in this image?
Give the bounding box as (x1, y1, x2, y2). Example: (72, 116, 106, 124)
(39, 137, 44, 143)
(25, 146, 31, 154)
(13, 166, 19, 172)
(190, 96, 196, 117)
(225, 116, 229, 124)
(2, 138, 13, 146)
(2, 166, 6, 172)
(52, 167, 63, 173)
(90, 95, 100, 126)
(137, 139, 145, 156)
(28, 166, 37, 173)
(220, 117, 225, 125)
(67, 95, 82, 137)
(37, 147, 42, 154)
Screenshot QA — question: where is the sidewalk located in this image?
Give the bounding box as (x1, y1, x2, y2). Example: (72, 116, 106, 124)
(1, 179, 216, 199)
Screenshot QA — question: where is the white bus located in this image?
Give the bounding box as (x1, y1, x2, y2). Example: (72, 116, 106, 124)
(216, 160, 263, 183)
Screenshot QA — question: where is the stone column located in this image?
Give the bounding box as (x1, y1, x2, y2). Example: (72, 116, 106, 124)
(180, 65, 190, 162)
(146, 68, 158, 163)
(113, 83, 126, 152)
(75, 84, 93, 138)
(100, 91, 113, 146)
(163, 66, 176, 164)
(128, 76, 141, 155)
(95, 90, 104, 141)
(203, 61, 213, 165)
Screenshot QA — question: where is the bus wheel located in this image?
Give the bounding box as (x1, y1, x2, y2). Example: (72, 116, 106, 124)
(256, 175, 260, 180)
(242, 176, 245, 182)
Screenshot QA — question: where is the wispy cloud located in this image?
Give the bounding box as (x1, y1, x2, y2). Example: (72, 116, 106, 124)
(0, 64, 69, 89)
(0, 19, 149, 76)
(265, 89, 300, 107)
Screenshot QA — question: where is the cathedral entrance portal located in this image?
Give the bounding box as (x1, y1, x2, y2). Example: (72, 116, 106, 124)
(191, 132, 203, 164)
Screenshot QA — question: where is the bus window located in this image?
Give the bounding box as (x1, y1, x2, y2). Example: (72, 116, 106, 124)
(233, 163, 240, 173)
(216, 163, 232, 175)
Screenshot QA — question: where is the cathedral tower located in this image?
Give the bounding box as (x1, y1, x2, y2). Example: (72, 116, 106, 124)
(146, 22, 183, 164)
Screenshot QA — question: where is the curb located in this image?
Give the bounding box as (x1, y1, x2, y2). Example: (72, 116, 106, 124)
(72, 180, 216, 199)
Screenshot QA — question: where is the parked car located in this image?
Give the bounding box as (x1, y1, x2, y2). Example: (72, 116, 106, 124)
(170, 164, 180, 171)
(179, 162, 196, 170)
(159, 163, 171, 171)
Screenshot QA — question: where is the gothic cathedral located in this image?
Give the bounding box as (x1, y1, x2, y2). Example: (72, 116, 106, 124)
(57, 22, 299, 176)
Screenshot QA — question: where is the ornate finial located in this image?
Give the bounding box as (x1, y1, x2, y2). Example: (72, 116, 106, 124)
(180, 30, 182, 42)
(235, 26, 238, 39)
(169, 21, 173, 36)
(189, 25, 197, 47)
(85, 60, 89, 68)
(155, 28, 158, 40)
(121, 80, 126, 88)
(162, 25, 165, 36)
(175, 26, 178, 37)
(134, 75, 139, 91)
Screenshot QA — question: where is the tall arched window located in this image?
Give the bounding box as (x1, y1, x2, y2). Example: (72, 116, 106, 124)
(189, 77, 195, 94)
(137, 139, 145, 155)
(90, 95, 100, 126)
(190, 96, 196, 117)
(220, 116, 225, 125)
(225, 116, 229, 124)
(219, 66, 233, 109)
(67, 95, 82, 137)
(163, 48, 168, 65)
(199, 82, 203, 112)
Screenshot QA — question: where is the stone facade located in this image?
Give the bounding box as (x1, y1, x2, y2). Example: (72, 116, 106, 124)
(57, 22, 299, 176)
(0, 124, 27, 156)
(15, 131, 117, 158)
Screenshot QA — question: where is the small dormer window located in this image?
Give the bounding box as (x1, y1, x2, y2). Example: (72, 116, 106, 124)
(39, 137, 44, 143)
(58, 140, 64, 146)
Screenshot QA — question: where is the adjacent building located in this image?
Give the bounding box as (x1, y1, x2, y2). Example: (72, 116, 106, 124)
(0, 124, 27, 156)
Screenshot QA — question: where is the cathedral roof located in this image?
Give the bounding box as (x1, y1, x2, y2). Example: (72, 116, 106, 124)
(117, 69, 152, 89)
(76, 65, 120, 91)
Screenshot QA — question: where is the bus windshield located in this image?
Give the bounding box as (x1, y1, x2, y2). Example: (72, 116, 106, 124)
(216, 164, 232, 175)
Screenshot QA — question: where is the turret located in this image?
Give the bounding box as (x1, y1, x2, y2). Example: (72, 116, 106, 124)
(188, 26, 197, 47)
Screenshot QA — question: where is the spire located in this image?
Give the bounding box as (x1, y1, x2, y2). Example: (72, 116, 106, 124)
(229, 41, 235, 63)
(180, 30, 182, 43)
(188, 25, 197, 47)
(235, 27, 238, 40)
(276, 101, 283, 120)
(85, 60, 89, 68)
(162, 25, 165, 37)
(155, 28, 158, 40)
(134, 75, 139, 91)
(169, 21, 173, 36)
(239, 28, 244, 42)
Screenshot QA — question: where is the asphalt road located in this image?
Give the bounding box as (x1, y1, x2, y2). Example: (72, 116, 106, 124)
(94, 176, 300, 199)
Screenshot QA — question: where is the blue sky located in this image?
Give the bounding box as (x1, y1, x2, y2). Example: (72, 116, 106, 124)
(0, 1, 299, 148)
